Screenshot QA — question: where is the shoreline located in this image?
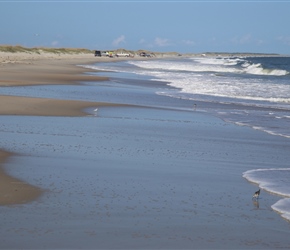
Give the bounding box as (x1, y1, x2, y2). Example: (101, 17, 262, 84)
(0, 53, 136, 205)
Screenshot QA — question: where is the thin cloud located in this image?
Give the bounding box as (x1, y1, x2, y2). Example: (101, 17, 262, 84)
(51, 40, 59, 47)
(182, 39, 195, 46)
(112, 35, 126, 47)
(231, 34, 265, 46)
(154, 37, 171, 47)
(277, 36, 290, 46)
(239, 34, 252, 44)
(139, 37, 173, 49)
(231, 34, 252, 45)
(139, 38, 146, 44)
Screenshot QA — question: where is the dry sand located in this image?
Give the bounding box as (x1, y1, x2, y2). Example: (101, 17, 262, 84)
(0, 52, 109, 87)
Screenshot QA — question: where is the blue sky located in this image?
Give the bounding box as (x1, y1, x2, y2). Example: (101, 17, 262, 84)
(1, 1, 290, 54)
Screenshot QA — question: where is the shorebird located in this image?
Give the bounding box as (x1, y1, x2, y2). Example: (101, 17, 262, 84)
(252, 189, 260, 200)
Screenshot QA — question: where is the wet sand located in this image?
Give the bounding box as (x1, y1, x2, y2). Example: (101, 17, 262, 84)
(0, 95, 120, 117)
(0, 150, 42, 205)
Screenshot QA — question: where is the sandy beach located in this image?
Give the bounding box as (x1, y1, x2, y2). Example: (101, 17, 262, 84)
(0, 53, 104, 206)
(1, 50, 290, 249)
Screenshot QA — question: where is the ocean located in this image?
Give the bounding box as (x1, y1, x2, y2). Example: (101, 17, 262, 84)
(83, 55, 290, 222)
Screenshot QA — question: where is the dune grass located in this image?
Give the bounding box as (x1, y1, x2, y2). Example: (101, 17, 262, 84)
(0, 45, 93, 54)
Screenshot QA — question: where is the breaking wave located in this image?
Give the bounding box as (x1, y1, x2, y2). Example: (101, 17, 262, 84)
(192, 57, 289, 76)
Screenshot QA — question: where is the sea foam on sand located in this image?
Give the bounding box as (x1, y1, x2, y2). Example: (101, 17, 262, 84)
(243, 168, 290, 222)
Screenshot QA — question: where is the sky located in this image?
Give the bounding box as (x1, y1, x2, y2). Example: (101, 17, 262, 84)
(1, 1, 290, 54)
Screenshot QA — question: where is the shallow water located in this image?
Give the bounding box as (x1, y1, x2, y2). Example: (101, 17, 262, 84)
(1, 107, 290, 248)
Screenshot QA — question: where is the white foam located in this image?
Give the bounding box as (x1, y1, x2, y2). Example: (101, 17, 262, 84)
(124, 57, 290, 79)
(243, 168, 290, 197)
(129, 59, 241, 74)
(258, 129, 290, 139)
(272, 198, 290, 222)
(243, 62, 289, 76)
(162, 72, 290, 104)
(195, 57, 289, 76)
(244, 168, 290, 221)
(127, 58, 290, 105)
(193, 57, 242, 66)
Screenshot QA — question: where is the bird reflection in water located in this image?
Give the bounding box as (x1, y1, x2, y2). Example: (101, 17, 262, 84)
(253, 199, 260, 209)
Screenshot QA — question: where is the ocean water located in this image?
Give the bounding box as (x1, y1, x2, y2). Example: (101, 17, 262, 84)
(84, 56, 290, 138)
(84, 55, 290, 222)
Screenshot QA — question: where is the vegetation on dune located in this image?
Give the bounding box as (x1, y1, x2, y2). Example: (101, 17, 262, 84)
(0, 45, 93, 54)
(0, 45, 29, 53)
